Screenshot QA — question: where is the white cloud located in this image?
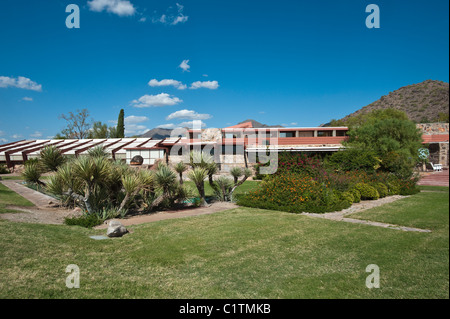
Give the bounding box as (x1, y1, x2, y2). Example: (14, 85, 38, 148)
(125, 124, 149, 136)
(0, 131, 5, 136)
(190, 80, 219, 90)
(157, 123, 176, 129)
(158, 120, 206, 130)
(0, 76, 42, 91)
(22, 97, 33, 102)
(153, 3, 188, 25)
(30, 131, 43, 138)
(124, 115, 149, 124)
(131, 93, 182, 108)
(11, 134, 22, 139)
(148, 79, 187, 90)
(166, 109, 212, 121)
(0, 138, 8, 143)
(88, 0, 136, 16)
(179, 59, 190, 72)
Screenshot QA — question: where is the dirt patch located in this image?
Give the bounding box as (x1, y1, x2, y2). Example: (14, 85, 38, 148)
(0, 205, 82, 225)
(96, 202, 239, 229)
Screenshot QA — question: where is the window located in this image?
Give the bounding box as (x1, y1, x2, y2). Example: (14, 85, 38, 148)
(280, 131, 295, 138)
(317, 131, 332, 137)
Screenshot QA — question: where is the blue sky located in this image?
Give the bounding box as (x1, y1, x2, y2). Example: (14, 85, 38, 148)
(0, 0, 448, 141)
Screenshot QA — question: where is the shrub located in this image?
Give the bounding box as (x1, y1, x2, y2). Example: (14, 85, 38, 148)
(64, 214, 103, 228)
(349, 188, 361, 203)
(326, 148, 381, 173)
(237, 173, 350, 214)
(0, 164, 9, 174)
(354, 183, 380, 200)
(340, 191, 355, 204)
(373, 183, 388, 198)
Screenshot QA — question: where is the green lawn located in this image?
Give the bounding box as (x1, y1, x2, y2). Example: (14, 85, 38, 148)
(0, 182, 34, 214)
(0, 185, 448, 299)
(184, 180, 259, 197)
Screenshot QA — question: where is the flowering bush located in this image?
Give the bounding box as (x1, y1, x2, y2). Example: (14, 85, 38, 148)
(243, 152, 419, 214)
(237, 172, 351, 214)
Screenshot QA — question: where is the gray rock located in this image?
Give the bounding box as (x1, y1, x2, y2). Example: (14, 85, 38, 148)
(106, 220, 128, 238)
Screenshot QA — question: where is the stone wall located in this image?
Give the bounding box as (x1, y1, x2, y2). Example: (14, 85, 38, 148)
(416, 123, 449, 135)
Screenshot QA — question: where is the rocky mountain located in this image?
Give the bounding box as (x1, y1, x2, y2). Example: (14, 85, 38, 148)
(139, 128, 172, 139)
(236, 119, 284, 128)
(340, 80, 449, 124)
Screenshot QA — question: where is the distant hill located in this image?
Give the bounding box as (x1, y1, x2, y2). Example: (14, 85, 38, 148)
(139, 128, 172, 139)
(338, 80, 449, 124)
(236, 119, 284, 128)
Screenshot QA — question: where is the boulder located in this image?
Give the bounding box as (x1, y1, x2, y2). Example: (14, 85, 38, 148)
(106, 220, 128, 238)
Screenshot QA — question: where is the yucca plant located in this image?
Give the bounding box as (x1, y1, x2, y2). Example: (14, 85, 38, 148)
(39, 145, 66, 172)
(87, 145, 109, 158)
(188, 167, 208, 206)
(22, 161, 43, 185)
(229, 167, 252, 201)
(214, 176, 234, 201)
(174, 161, 188, 185)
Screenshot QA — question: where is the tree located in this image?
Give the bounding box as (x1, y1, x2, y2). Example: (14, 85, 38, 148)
(117, 109, 125, 138)
(58, 109, 92, 139)
(88, 121, 109, 139)
(345, 108, 410, 128)
(345, 112, 423, 176)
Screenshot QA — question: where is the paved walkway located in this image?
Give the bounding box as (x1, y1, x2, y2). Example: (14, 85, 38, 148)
(301, 195, 431, 233)
(418, 170, 449, 187)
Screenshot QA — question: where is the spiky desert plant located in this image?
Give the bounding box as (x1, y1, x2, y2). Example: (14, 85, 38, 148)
(39, 145, 66, 172)
(230, 168, 252, 201)
(22, 161, 43, 185)
(119, 173, 141, 212)
(87, 145, 109, 158)
(188, 167, 208, 206)
(214, 176, 234, 201)
(174, 161, 188, 185)
(68, 156, 112, 214)
(230, 167, 244, 184)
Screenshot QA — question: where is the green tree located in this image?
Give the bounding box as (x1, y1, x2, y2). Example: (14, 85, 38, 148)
(117, 109, 125, 138)
(88, 121, 109, 139)
(345, 113, 423, 176)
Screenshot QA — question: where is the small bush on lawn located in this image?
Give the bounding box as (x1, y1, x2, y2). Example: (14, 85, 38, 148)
(64, 214, 103, 228)
(354, 183, 380, 200)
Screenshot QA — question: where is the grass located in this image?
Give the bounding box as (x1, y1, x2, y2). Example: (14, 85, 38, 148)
(183, 180, 259, 197)
(0, 184, 448, 298)
(0, 182, 34, 214)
